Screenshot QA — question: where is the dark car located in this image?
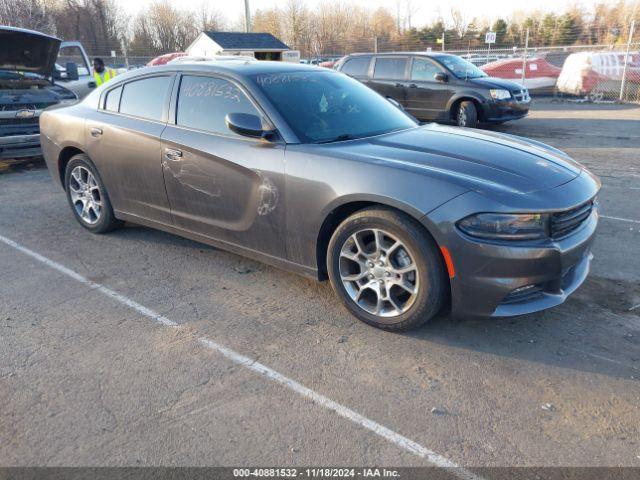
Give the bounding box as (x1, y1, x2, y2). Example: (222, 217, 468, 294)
(335, 52, 531, 128)
(40, 61, 599, 331)
(0, 26, 77, 159)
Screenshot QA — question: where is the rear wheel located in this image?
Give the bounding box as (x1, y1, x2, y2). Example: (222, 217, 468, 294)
(64, 154, 122, 233)
(456, 100, 478, 128)
(327, 208, 447, 331)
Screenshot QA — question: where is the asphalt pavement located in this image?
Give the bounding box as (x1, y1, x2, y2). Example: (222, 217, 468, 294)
(1, 101, 639, 470)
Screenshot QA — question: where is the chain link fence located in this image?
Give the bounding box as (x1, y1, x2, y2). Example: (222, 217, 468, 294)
(76, 30, 640, 104)
(289, 27, 640, 103)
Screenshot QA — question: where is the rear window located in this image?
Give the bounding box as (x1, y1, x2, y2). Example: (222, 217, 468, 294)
(373, 58, 407, 80)
(341, 56, 370, 76)
(104, 86, 122, 112)
(119, 76, 172, 122)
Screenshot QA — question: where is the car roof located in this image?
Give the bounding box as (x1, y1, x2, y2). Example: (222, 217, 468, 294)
(344, 52, 455, 59)
(140, 60, 327, 76)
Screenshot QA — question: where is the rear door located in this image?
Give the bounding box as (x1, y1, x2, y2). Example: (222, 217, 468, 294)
(370, 56, 409, 106)
(160, 73, 286, 258)
(85, 74, 174, 224)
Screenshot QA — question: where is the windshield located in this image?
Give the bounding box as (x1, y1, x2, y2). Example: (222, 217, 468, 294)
(437, 55, 487, 79)
(251, 70, 417, 143)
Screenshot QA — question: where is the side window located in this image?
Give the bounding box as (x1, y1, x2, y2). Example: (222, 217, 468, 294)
(119, 76, 172, 122)
(411, 58, 441, 81)
(177, 75, 259, 136)
(373, 58, 408, 80)
(104, 86, 122, 112)
(341, 56, 370, 77)
(57, 45, 90, 76)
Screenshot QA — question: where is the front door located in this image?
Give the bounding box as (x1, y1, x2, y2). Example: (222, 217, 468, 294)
(161, 74, 286, 258)
(404, 57, 451, 121)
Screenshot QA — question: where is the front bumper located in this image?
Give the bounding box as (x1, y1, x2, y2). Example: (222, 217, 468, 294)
(450, 210, 597, 318)
(424, 174, 600, 319)
(482, 99, 530, 123)
(0, 133, 41, 159)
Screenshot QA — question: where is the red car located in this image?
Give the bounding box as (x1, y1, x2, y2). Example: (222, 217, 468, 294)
(147, 52, 187, 67)
(482, 57, 561, 93)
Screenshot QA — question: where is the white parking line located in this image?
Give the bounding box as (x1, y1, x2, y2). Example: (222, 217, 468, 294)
(600, 215, 640, 224)
(0, 233, 481, 480)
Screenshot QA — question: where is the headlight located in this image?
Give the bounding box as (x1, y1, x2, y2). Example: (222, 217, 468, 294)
(489, 89, 511, 100)
(457, 213, 549, 240)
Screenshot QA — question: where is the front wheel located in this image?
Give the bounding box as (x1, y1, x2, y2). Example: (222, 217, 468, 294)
(327, 208, 447, 331)
(64, 154, 122, 233)
(456, 100, 478, 128)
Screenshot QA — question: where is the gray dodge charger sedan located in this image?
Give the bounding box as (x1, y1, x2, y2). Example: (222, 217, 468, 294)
(40, 61, 600, 331)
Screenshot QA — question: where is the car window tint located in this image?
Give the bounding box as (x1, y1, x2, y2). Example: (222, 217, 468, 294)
(411, 58, 441, 81)
(373, 58, 407, 79)
(177, 75, 259, 136)
(104, 86, 122, 112)
(119, 76, 171, 121)
(341, 56, 370, 76)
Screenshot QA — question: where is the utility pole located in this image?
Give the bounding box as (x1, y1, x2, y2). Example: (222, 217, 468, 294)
(620, 20, 635, 101)
(374, 37, 378, 53)
(244, 0, 251, 33)
(441, 32, 445, 51)
(521, 28, 529, 87)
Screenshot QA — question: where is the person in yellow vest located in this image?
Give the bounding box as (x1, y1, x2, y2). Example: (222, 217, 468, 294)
(92, 58, 116, 87)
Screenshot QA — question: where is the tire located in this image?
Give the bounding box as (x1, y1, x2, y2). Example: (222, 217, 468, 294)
(456, 100, 478, 128)
(327, 207, 447, 331)
(64, 154, 122, 234)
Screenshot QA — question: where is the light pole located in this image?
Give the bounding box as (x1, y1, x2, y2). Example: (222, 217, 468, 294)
(244, 0, 251, 33)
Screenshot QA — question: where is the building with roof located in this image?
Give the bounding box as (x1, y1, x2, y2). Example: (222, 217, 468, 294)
(186, 31, 292, 61)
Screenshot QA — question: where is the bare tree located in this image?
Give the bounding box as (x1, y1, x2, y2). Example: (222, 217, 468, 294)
(0, 0, 56, 34)
(194, 1, 226, 32)
(450, 8, 469, 38)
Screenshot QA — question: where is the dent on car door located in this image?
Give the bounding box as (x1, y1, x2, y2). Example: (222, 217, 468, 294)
(85, 75, 174, 224)
(160, 74, 286, 258)
(370, 57, 408, 106)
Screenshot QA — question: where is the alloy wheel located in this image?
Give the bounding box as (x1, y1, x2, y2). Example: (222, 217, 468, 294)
(458, 108, 467, 126)
(69, 166, 103, 225)
(338, 228, 419, 317)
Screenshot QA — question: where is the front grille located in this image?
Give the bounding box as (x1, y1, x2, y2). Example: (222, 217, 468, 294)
(0, 102, 55, 111)
(550, 200, 594, 239)
(0, 117, 39, 126)
(511, 89, 530, 102)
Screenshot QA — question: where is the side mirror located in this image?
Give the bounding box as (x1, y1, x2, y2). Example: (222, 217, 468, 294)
(65, 62, 79, 81)
(225, 113, 275, 139)
(434, 72, 448, 83)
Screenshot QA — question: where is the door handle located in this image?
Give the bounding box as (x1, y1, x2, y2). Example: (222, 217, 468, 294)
(395, 82, 405, 87)
(90, 127, 103, 137)
(164, 148, 182, 161)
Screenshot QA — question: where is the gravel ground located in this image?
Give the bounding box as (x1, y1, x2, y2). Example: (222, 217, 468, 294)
(1, 101, 639, 471)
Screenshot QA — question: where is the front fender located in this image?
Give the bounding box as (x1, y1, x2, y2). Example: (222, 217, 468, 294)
(445, 91, 489, 115)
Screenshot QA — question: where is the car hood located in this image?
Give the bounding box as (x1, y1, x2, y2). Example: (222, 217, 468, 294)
(468, 76, 525, 91)
(0, 27, 61, 75)
(326, 124, 582, 196)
